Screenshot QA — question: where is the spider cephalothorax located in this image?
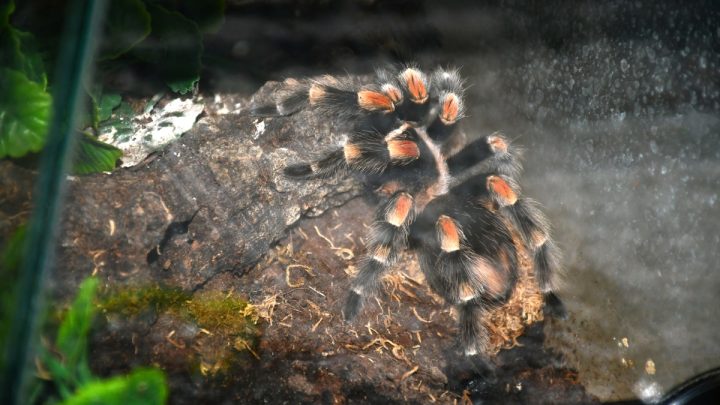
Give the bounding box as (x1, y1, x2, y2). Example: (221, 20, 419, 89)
(253, 65, 564, 357)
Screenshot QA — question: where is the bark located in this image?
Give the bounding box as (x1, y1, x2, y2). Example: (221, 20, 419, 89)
(51, 81, 362, 295)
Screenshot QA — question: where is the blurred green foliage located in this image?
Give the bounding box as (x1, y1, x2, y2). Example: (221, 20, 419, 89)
(98, 0, 152, 61)
(0, 0, 121, 173)
(60, 368, 167, 405)
(73, 133, 124, 175)
(37, 277, 168, 404)
(0, 69, 53, 158)
(0, 225, 27, 353)
(0, 1, 51, 159)
(99, 0, 226, 94)
(1, 233, 169, 404)
(1, 0, 226, 170)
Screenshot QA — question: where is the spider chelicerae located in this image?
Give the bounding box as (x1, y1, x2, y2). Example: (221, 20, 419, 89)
(253, 65, 566, 358)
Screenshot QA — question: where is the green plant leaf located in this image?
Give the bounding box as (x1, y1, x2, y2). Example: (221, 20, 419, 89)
(85, 85, 122, 130)
(88, 87, 122, 125)
(56, 277, 99, 387)
(98, 0, 151, 60)
(97, 93, 122, 123)
(0, 68, 52, 158)
(44, 354, 74, 399)
(61, 368, 168, 405)
(11, 22, 48, 87)
(72, 133, 122, 174)
(132, 4, 202, 94)
(166, 77, 199, 94)
(0, 1, 47, 87)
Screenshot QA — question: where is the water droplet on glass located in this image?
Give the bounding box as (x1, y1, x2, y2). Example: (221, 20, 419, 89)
(650, 140, 659, 154)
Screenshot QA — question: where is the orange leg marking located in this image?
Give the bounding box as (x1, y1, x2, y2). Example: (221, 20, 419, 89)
(358, 90, 395, 112)
(530, 229, 548, 249)
(308, 84, 326, 105)
(437, 215, 461, 252)
(458, 282, 476, 302)
(401, 68, 428, 103)
(386, 193, 413, 226)
(382, 84, 403, 105)
(440, 93, 461, 124)
(375, 181, 401, 197)
(487, 135, 508, 153)
(344, 143, 361, 163)
(486, 175, 518, 206)
(387, 140, 420, 160)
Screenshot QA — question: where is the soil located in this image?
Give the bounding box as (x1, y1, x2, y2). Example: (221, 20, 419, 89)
(0, 80, 600, 404)
(87, 196, 597, 404)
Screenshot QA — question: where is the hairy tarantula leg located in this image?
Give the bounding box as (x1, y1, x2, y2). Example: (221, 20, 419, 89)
(505, 199, 565, 318)
(458, 303, 489, 356)
(543, 290, 567, 319)
(447, 133, 523, 180)
(344, 192, 415, 320)
(308, 75, 408, 120)
(395, 67, 431, 122)
(424, 212, 517, 355)
(250, 79, 310, 117)
(284, 130, 421, 179)
(434, 214, 517, 304)
(251, 75, 405, 122)
(284, 149, 347, 179)
(427, 69, 466, 142)
(310, 83, 394, 113)
(485, 176, 566, 318)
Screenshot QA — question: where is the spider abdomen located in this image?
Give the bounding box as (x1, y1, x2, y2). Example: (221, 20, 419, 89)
(411, 198, 518, 307)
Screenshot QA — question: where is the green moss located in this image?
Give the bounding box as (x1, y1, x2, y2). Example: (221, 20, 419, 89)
(101, 286, 255, 333)
(101, 285, 189, 317)
(100, 285, 259, 373)
(186, 291, 252, 334)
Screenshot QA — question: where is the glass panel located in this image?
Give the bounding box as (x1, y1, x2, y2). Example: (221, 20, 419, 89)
(2, 1, 718, 404)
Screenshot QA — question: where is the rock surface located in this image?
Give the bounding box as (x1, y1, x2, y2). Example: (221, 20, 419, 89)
(51, 81, 363, 297)
(0, 77, 596, 403)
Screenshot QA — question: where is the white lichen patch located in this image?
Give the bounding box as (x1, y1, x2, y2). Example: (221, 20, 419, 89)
(253, 119, 266, 140)
(99, 98, 204, 167)
(285, 205, 301, 225)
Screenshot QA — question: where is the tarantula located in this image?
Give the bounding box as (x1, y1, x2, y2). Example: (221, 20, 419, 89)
(253, 65, 565, 357)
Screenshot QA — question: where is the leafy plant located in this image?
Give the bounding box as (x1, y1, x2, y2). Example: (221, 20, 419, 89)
(0, 0, 123, 174)
(0, 1, 51, 159)
(73, 133, 124, 175)
(2, 0, 228, 169)
(98, 0, 152, 61)
(0, 69, 52, 158)
(38, 277, 168, 404)
(98, 0, 226, 94)
(131, 3, 203, 94)
(43, 278, 99, 395)
(61, 368, 167, 405)
(0, 1, 47, 87)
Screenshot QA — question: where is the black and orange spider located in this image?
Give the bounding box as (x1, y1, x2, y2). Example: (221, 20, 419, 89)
(253, 65, 565, 357)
